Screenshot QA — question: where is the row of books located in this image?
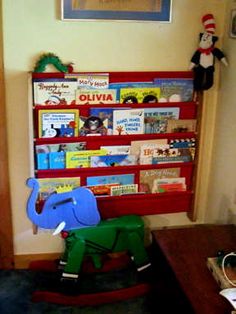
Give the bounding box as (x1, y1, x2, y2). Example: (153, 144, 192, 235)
(37, 107, 197, 138)
(36, 166, 187, 201)
(36, 138, 196, 170)
(33, 73, 194, 106)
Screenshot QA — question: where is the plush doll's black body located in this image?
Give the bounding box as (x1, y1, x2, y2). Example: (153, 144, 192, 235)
(190, 14, 228, 91)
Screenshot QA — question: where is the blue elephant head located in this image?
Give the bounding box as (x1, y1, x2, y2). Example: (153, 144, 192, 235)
(26, 178, 101, 234)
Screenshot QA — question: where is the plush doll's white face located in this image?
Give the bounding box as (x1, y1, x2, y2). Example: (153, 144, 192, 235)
(199, 32, 213, 49)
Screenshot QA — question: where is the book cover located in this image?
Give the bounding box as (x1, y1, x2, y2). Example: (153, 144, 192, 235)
(36, 153, 49, 170)
(144, 107, 180, 134)
(76, 89, 117, 105)
(119, 87, 161, 104)
(110, 184, 138, 196)
(169, 138, 196, 149)
(89, 107, 114, 134)
(76, 73, 109, 89)
(38, 177, 81, 201)
(79, 115, 108, 136)
(35, 142, 86, 154)
(90, 154, 137, 167)
(33, 78, 77, 106)
(100, 145, 131, 155)
(153, 78, 194, 102)
(66, 149, 107, 168)
(152, 148, 193, 164)
(130, 139, 168, 157)
(139, 143, 170, 165)
(86, 173, 135, 186)
(49, 152, 65, 169)
(139, 167, 181, 193)
(113, 109, 144, 135)
(86, 183, 120, 196)
(153, 177, 186, 193)
(166, 119, 197, 133)
(109, 82, 154, 99)
(38, 109, 79, 138)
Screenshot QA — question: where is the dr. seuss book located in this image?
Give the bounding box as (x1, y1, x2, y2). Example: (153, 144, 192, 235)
(153, 78, 194, 102)
(35, 142, 86, 154)
(37, 177, 81, 201)
(76, 73, 109, 89)
(66, 149, 107, 168)
(86, 173, 135, 186)
(76, 89, 117, 105)
(166, 119, 197, 133)
(33, 78, 77, 106)
(110, 184, 138, 196)
(38, 109, 79, 138)
(90, 155, 137, 167)
(144, 107, 180, 134)
(119, 87, 160, 104)
(113, 109, 144, 135)
(139, 167, 181, 193)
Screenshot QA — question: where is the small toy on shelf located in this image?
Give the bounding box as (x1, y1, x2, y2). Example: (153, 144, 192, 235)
(33, 52, 74, 73)
(26, 177, 151, 304)
(190, 14, 228, 91)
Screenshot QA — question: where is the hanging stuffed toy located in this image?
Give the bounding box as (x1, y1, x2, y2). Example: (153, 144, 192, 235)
(190, 14, 228, 91)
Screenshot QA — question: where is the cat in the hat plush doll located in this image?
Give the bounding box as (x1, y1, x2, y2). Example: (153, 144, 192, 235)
(190, 14, 228, 91)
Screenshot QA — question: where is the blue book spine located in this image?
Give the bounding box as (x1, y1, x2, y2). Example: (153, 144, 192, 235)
(37, 153, 49, 170)
(49, 152, 65, 169)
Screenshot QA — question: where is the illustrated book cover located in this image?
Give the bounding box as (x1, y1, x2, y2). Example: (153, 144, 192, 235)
(139, 143, 170, 165)
(36, 153, 49, 170)
(144, 107, 180, 134)
(110, 184, 138, 196)
(76, 89, 117, 105)
(113, 109, 144, 135)
(166, 119, 197, 133)
(37, 177, 81, 201)
(119, 87, 161, 104)
(66, 149, 107, 168)
(152, 148, 194, 164)
(109, 82, 153, 99)
(79, 115, 108, 136)
(38, 109, 79, 138)
(86, 173, 135, 186)
(76, 73, 109, 89)
(153, 177, 186, 193)
(100, 145, 131, 155)
(35, 142, 86, 154)
(33, 78, 77, 106)
(139, 167, 181, 193)
(90, 154, 137, 167)
(153, 78, 194, 102)
(48, 151, 66, 169)
(130, 139, 168, 158)
(86, 183, 120, 196)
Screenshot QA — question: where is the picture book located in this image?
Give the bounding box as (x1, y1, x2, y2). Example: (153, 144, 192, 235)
(49, 152, 65, 169)
(79, 115, 108, 136)
(144, 107, 180, 134)
(153, 177, 186, 193)
(89, 107, 114, 134)
(166, 119, 197, 133)
(66, 149, 107, 168)
(113, 109, 144, 135)
(33, 78, 77, 106)
(76, 73, 109, 89)
(37, 177, 81, 201)
(100, 145, 131, 155)
(139, 143, 170, 165)
(90, 154, 137, 167)
(153, 78, 194, 102)
(110, 184, 138, 196)
(169, 138, 196, 149)
(38, 109, 79, 138)
(120, 87, 161, 104)
(86, 184, 120, 196)
(36, 153, 49, 170)
(130, 139, 168, 157)
(35, 142, 86, 154)
(109, 82, 154, 99)
(86, 173, 135, 186)
(76, 89, 117, 105)
(139, 167, 181, 193)
(152, 148, 194, 164)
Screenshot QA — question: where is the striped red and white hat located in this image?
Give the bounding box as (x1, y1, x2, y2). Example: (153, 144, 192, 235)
(202, 14, 215, 34)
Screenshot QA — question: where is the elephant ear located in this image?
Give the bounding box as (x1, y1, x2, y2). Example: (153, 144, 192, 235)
(72, 187, 101, 226)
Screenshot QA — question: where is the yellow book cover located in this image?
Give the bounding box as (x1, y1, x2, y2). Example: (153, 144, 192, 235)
(66, 149, 107, 168)
(120, 87, 161, 104)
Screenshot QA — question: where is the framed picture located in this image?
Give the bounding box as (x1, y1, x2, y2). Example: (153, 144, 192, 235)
(61, 0, 172, 22)
(229, 9, 236, 38)
(38, 109, 79, 138)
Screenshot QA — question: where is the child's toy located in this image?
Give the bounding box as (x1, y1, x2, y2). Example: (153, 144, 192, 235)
(26, 178, 151, 304)
(190, 14, 228, 91)
(33, 53, 74, 73)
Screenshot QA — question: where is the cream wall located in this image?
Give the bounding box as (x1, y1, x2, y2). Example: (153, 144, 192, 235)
(2, 0, 227, 255)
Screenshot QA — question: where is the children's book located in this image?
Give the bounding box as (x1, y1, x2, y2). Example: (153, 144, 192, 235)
(86, 173, 135, 186)
(139, 167, 181, 193)
(152, 148, 194, 164)
(76, 89, 117, 105)
(110, 184, 138, 196)
(49, 151, 65, 169)
(79, 115, 108, 136)
(113, 109, 144, 135)
(35, 142, 86, 154)
(66, 149, 107, 168)
(37, 153, 49, 170)
(37, 177, 81, 201)
(139, 143, 170, 165)
(169, 138, 196, 149)
(90, 154, 137, 167)
(130, 139, 168, 157)
(166, 119, 197, 133)
(33, 78, 77, 106)
(153, 78, 194, 102)
(119, 87, 161, 104)
(89, 107, 114, 134)
(76, 73, 109, 89)
(86, 183, 120, 196)
(144, 107, 180, 134)
(153, 177, 186, 193)
(109, 82, 154, 99)
(38, 109, 79, 138)
(100, 145, 131, 155)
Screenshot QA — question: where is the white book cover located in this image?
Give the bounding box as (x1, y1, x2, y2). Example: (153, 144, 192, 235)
(113, 109, 144, 135)
(139, 143, 170, 165)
